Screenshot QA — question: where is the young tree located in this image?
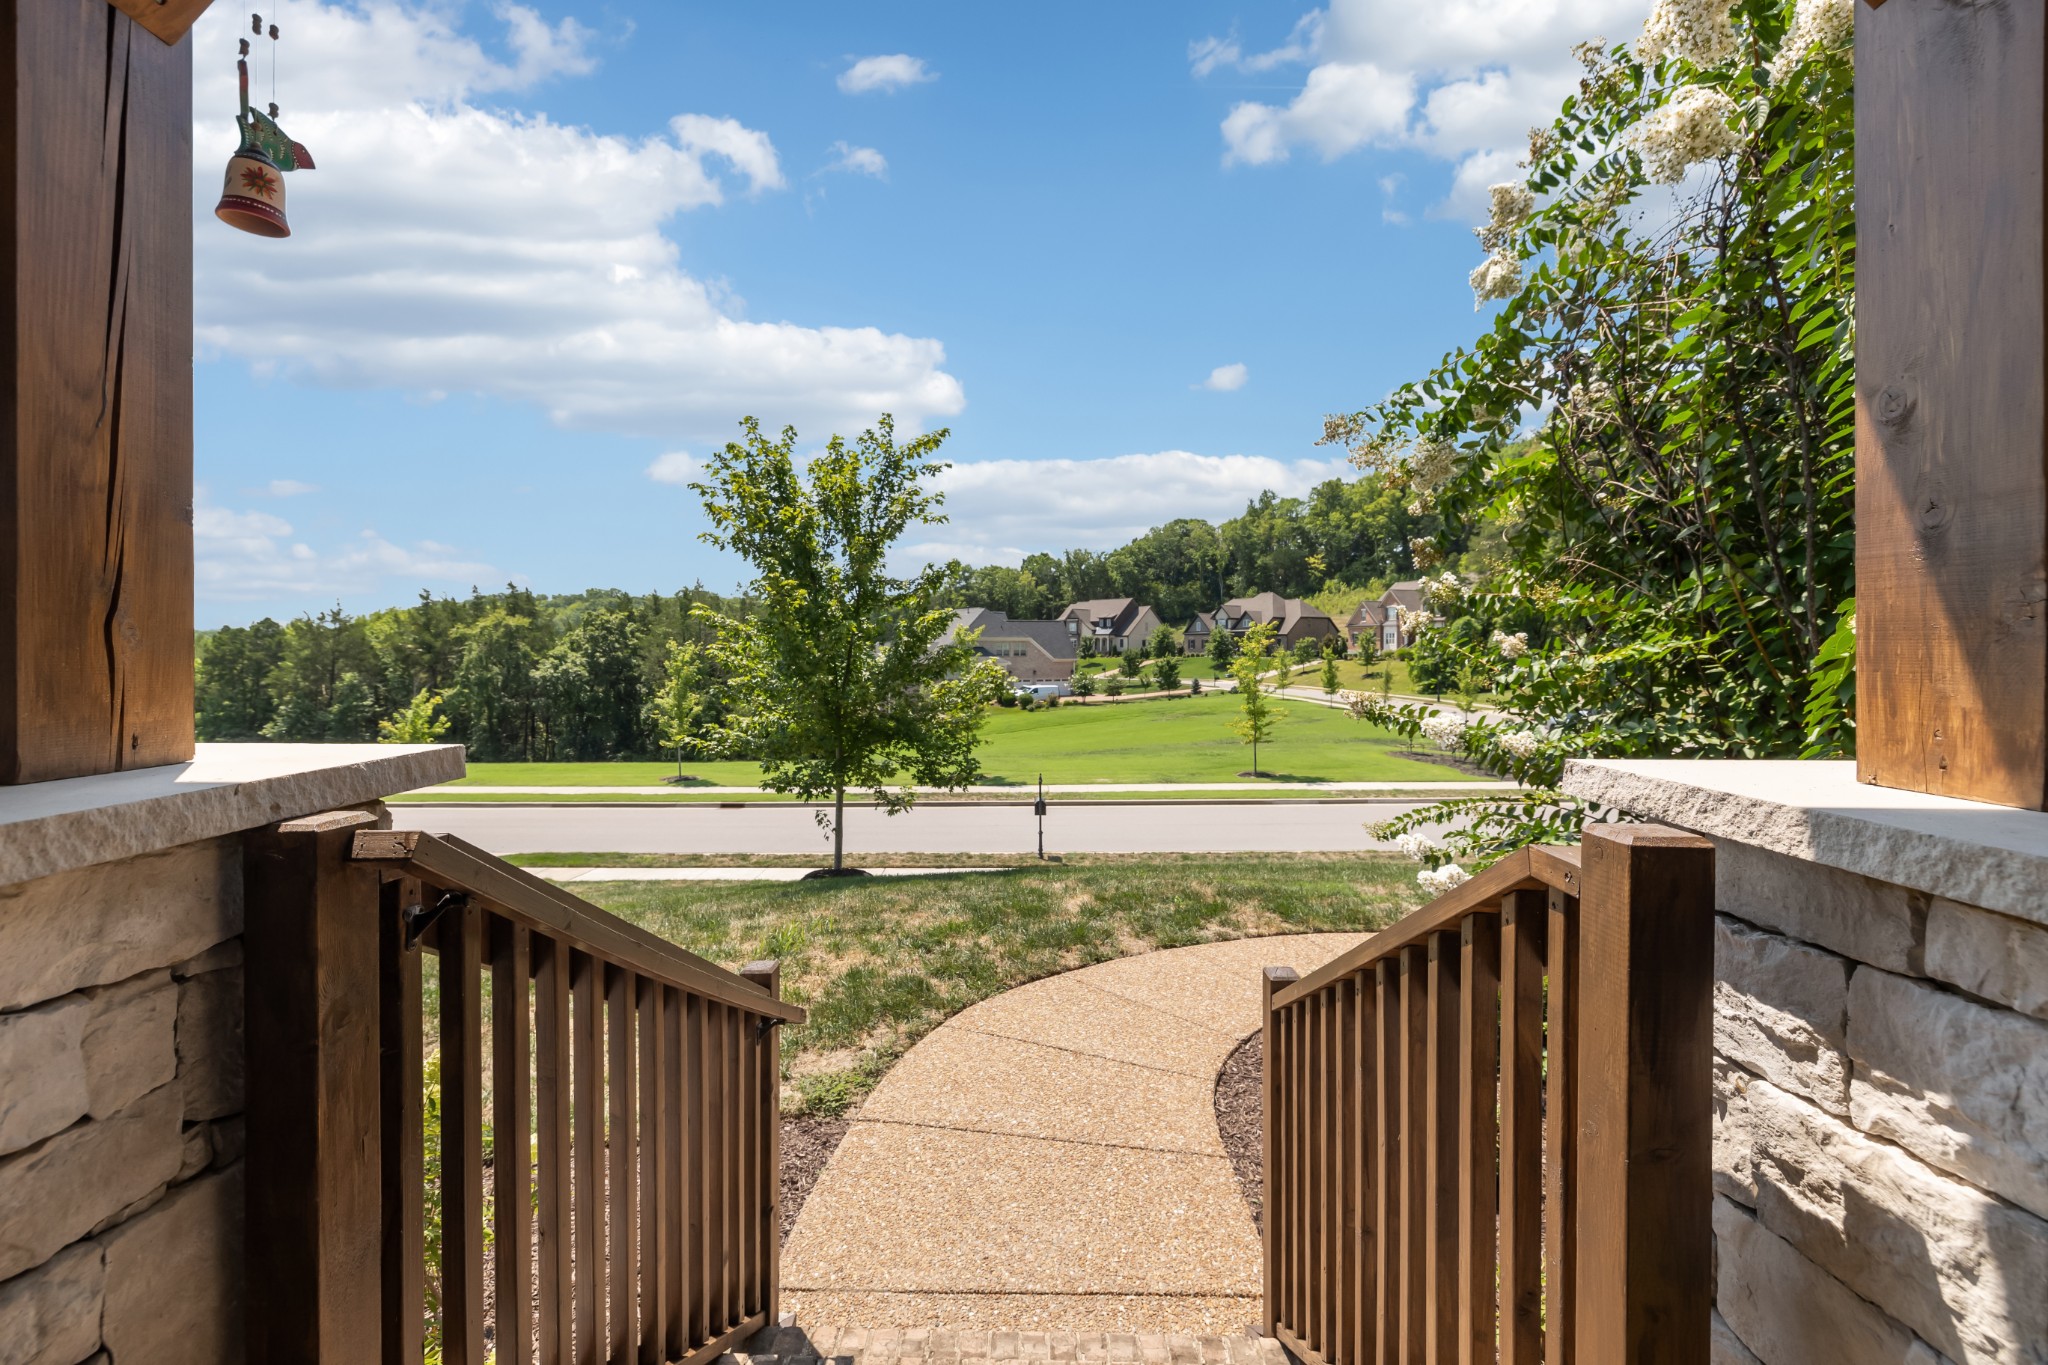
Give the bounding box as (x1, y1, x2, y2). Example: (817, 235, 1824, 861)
(690, 415, 1009, 874)
(646, 640, 707, 779)
(1071, 671, 1097, 697)
(1146, 624, 1177, 659)
(1229, 621, 1283, 777)
(1206, 623, 1237, 670)
(379, 689, 453, 744)
(1320, 640, 1342, 698)
(1117, 650, 1141, 679)
(1153, 655, 1181, 694)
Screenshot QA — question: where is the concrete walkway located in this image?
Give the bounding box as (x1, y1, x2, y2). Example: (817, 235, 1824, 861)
(782, 932, 1368, 1333)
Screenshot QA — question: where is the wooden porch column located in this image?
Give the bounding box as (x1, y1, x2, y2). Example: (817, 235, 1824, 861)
(0, 0, 204, 784)
(1857, 0, 2048, 809)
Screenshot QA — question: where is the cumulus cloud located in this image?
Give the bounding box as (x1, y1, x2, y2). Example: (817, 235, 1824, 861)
(1197, 0, 1654, 217)
(190, 1, 963, 445)
(892, 451, 1354, 567)
(645, 451, 701, 484)
(263, 479, 321, 497)
(824, 142, 889, 178)
(195, 492, 497, 602)
(837, 54, 936, 94)
(1201, 363, 1249, 392)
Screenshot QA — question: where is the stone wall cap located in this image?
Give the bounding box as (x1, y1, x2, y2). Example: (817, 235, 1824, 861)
(0, 743, 465, 887)
(1561, 759, 2048, 925)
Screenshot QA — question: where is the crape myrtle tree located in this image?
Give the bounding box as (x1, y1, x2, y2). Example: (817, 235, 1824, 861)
(690, 415, 1010, 875)
(1339, 0, 1857, 885)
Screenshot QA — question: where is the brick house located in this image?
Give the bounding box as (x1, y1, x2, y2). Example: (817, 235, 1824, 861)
(945, 608, 1078, 683)
(1183, 593, 1342, 655)
(1055, 598, 1163, 656)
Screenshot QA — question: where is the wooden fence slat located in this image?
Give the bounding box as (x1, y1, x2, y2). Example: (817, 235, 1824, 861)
(1323, 985, 1341, 1358)
(1375, 959, 1399, 1365)
(572, 951, 601, 1365)
(1308, 991, 1326, 1355)
(1399, 945, 1428, 1365)
(442, 903, 487, 1365)
(688, 994, 709, 1347)
(1425, 929, 1463, 1363)
(640, 980, 668, 1365)
(537, 938, 573, 1365)
(1335, 975, 1357, 1365)
(663, 986, 687, 1361)
(723, 1001, 743, 1327)
(1500, 891, 1548, 1365)
(1353, 969, 1376, 1365)
(741, 962, 785, 1319)
(1295, 995, 1311, 1341)
(703, 1001, 727, 1335)
(494, 920, 535, 1365)
(608, 966, 637, 1362)
(1458, 913, 1501, 1365)
(1261, 969, 1296, 1337)
(380, 876, 426, 1365)
(1545, 892, 1579, 1365)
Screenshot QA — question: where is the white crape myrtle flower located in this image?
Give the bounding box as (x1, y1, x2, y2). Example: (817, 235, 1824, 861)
(1421, 712, 1467, 750)
(1769, 0, 1854, 81)
(1496, 729, 1541, 759)
(1417, 864, 1472, 895)
(1492, 630, 1530, 660)
(1634, 85, 1745, 184)
(1564, 380, 1613, 420)
(1469, 250, 1522, 308)
(1638, 0, 1739, 68)
(1478, 182, 1537, 252)
(1394, 831, 1437, 863)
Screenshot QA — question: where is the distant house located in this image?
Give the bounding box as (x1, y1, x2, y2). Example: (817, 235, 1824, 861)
(1056, 598, 1163, 656)
(1376, 580, 1427, 650)
(1344, 600, 1390, 651)
(944, 608, 1077, 683)
(1183, 592, 1342, 655)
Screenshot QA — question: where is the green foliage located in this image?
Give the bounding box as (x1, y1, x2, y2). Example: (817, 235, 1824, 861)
(379, 689, 452, 744)
(1229, 621, 1283, 775)
(1117, 651, 1141, 679)
(1320, 652, 1341, 697)
(1802, 597, 1856, 758)
(1104, 677, 1125, 697)
(1146, 624, 1178, 659)
(647, 640, 709, 774)
(689, 415, 1010, 870)
(1071, 672, 1096, 698)
(1206, 624, 1237, 669)
(1152, 655, 1182, 693)
(1325, 2, 1855, 866)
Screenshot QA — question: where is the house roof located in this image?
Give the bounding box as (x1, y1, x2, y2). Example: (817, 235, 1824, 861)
(1058, 598, 1153, 636)
(1349, 601, 1390, 629)
(1381, 580, 1426, 611)
(1214, 593, 1335, 634)
(948, 608, 1077, 659)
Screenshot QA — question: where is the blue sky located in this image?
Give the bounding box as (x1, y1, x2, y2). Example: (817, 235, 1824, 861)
(192, 0, 1650, 627)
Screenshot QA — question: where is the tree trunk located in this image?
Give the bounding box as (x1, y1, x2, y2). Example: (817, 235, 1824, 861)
(833, 785, 846, 872)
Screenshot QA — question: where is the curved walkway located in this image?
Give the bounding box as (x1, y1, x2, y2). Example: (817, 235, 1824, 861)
(782, 932, 1368, 1334)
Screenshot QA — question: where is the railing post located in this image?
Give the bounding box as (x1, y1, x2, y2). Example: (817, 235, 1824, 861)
(1574, 823, 1715, 1364)
(741, 960, 784, 1322)
(243, 809, 388, 1365)
(1260, 965, 1298, 1338)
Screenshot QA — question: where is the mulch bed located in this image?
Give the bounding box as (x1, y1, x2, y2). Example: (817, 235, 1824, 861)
(781, 1113, 850, 1243)
(1214, 1032, 1264, 1234)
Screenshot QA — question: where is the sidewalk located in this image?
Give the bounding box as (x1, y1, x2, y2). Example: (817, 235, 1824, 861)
(418, 779, 1513, 796)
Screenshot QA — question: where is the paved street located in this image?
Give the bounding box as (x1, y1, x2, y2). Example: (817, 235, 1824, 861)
(389, 798, 1430, 855)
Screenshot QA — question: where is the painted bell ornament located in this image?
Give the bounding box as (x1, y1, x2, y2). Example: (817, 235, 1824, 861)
(214, 16, 314, 238)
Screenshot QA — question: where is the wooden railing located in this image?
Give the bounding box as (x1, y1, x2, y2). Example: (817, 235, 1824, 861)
(1261, 823, 1714, 1365)
(244, 811, 804, 1365)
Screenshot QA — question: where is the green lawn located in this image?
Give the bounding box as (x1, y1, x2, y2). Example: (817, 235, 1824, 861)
(577, 852, 1423, 1114)
(444, 692, 1486, 787)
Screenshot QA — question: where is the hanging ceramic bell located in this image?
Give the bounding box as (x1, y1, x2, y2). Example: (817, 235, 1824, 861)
(215, 21, 314, 239)
(216, 140, 290, 237)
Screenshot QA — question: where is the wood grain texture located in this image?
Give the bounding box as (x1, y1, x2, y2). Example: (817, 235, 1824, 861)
(1423, 930, 1461, 1364)
(1856, 0, 2048, 808)
(740, 961, 783, 1322)
(493, 920, 534, 1365)
(0, 0, 194, 783)
(639, 979, 669, 1365)
(1544, 892, 1578, 1365)
(442, 903, 487, 1365)
(380, 875, 426, 1365)
(1457, 913, 1500, 1365)
(571, 951, 600, 1365)
(606, 966, 636, 1361)
(243, 814, 384, 1365)
(1574, 825, 1714, 1365)
(1499, 892, 1546, 1365)
(535, 937, 573, 1365)
(103, 0, 216, 45)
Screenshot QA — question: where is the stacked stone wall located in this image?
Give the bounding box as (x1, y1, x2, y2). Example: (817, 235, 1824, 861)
(0, 836, 246, 1365)
(1710, 839, 2048, 1365)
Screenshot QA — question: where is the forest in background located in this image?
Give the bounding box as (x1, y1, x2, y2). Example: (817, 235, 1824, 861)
(194, 472, 1465, 761)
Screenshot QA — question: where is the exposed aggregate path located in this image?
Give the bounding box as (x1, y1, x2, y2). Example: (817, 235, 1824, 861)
(781, 933, 1368, 1333)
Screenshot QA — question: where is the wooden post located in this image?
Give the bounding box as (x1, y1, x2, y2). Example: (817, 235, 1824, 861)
(1857, 0, 2048, 809)
(243, 810, 387, 1365)
(0, 0, 199, 783)
(1260, 966, 1298, 1338)
(740, 959, 784, 1323)
(1573, 824, 1714, 1365)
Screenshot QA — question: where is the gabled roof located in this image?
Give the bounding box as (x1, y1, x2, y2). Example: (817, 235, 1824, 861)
(1349, 601, 1390, 629)
(1058, 598, 1153, 636)
(1381, 580, 1426, 611)
(1214, 593, 1333, 633)
(947, 608, 1077, 659)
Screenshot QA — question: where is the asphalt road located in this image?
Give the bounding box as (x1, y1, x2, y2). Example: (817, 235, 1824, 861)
(389, 799, 1429, 856)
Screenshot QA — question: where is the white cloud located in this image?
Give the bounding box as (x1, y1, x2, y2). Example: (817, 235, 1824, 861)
(893, 451, 1354, 567)
(195, 492, 496, 602)
(191, 2, 963, 445)
(1201, 0, 1654, 217)
(1201, 363, 1249, 392)
(837, 54, 936, 94)
(646, 451, 701, 484)
(263, 479, 321, 497)
(824, 142, 889, 179)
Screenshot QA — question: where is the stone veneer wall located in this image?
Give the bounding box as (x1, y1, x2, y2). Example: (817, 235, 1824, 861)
(0, 835, 247, 1365)
(1708, 837, 2048, 1365)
